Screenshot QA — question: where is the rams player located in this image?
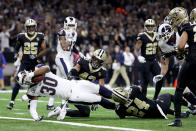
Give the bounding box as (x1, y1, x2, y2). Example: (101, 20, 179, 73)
(16, 64, 126, 121)
(47, 16, 78, 110)
(7, 19, 46, 109)
(168, 8, 196, 127)
(48, 49, 109, 118)
(134, 19, 163, 100)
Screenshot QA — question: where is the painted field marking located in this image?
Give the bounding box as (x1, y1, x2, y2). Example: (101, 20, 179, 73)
(0, 116, 152, 131)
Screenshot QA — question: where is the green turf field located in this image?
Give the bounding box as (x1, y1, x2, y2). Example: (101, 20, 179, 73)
(0, 87, 196, 131)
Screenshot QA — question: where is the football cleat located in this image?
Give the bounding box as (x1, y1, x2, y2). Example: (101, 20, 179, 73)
(168, 120, 182, 127)
(35, 116, 44, 121)
(47, 106, 61, 118)
(46, 104, 55, 110)
(7, 102, 14, 110)
(57, 108, 67, 120)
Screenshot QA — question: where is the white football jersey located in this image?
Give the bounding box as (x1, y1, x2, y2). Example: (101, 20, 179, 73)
(56, 29, 77, 57)
(27, 72, 72, 100)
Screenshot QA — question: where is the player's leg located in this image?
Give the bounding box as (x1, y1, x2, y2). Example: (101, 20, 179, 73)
(66, 105, 90, 117)
(141, 63, 150, 96)
(168, 61, 191, 127)
(152, 61, 164, 100)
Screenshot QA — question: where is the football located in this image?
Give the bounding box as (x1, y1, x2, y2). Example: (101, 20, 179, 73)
(32, 75, 45, 83)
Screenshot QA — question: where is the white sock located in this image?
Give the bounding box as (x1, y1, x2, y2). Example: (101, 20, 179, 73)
(48, 97, 54, 106)
(30, 100, 39, 120)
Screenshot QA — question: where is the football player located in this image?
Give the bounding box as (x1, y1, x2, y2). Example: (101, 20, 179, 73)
(134, 19, 164, 100)
(154, 22, 196, 110)
(115, 86, 190, 119)
(48, 49, 108, 118)
(16, 64, 128, 121)
(7, 19, 46, 109)
(168, 8, 196, 127)
(47, 16, 78, 110)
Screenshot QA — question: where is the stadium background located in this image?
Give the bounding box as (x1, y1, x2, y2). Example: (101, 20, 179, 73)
(0, 0, 195, 88)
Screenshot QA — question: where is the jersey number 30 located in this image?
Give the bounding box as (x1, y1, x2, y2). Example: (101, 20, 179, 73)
(40, 77, 58, 95)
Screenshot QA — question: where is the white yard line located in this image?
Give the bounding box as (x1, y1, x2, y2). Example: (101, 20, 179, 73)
(0, 116, 152, 131)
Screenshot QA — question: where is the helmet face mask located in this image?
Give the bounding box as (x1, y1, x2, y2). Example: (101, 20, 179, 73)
(144, 19, 156, 34)
(24, 19, 37, 36)
(64, 17, 77, 31)
(90, 49, 107, 69)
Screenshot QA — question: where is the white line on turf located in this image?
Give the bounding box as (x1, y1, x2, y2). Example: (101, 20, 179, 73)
(0, 116, 152, 131)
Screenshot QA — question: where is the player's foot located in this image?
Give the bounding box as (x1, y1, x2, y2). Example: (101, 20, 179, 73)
(2, 88, 7, 91)
(47, 106, 61, 118)
(46, 104, 55, 110)
(57, 108, 67, 120)
(180, 111, 190, 118)
(115, 105, 125, 119)
(189, 105, 196, 115)
(7, 102, 14, 110)
(168, 120, 182, 127)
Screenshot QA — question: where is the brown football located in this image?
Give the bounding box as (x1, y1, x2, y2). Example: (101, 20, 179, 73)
(32, 75, 45, 83)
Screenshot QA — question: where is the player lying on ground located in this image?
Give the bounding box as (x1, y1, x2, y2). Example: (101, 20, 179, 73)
(16, 64, 128, 121)
(115, 85, 190, 119)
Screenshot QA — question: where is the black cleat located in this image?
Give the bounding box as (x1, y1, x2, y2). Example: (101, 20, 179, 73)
(180, 111, 190, 118)
(168, 120, 182, 127)
(7, 102, 14, 110)
(46, 105, 55, 110)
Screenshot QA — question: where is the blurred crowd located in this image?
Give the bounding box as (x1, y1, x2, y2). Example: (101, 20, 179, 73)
(0, 0, 195, 87)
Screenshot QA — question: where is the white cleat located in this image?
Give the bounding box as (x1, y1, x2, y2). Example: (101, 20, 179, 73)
(21, 94, 29, 101)
(57, 108, 67, 120)
(47, 106, 61, 118)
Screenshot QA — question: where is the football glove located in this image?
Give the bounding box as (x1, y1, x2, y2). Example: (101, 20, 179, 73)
(153, 74, 163, 84)
(138, 56, 146, 63)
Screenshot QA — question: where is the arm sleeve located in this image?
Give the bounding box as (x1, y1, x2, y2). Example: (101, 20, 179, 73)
(15, 34, 22, 54)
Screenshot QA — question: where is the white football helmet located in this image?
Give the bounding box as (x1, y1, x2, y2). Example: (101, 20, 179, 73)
(157, 23, 174, 42)
(16, 71, 31, 88)
(144, 19, 156, 34)
(24, 19, 37, 35)
(64, 16, 77, 30)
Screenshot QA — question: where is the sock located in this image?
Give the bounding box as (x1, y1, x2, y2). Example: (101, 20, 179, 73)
(99, 86, 112, 98)
(48, 97, 54, 106)
(183, 92, 196, 105)
(30, 100, 39, 120)
(11, 83, 20, 101)
(99, 98, 116, 110)
(153, 79, 164, 100)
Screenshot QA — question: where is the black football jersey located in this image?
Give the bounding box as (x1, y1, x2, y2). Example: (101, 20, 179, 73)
(16, 32, 44, 64)
(77, 58, 106, 82)
(137, 32, 158, 61)
(124, 86, 162, 118)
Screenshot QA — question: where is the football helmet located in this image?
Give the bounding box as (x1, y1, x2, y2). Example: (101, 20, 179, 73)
(16, 71, 30, 88)
(168, 7, 188, 28)
(190, 8, 196, 24)
(144, 19, 156, 34)
(24, 19, 37, 35)
(157, 23, 174, 42)
(91, 49, 107, 69)
(64, 16, 77, 30)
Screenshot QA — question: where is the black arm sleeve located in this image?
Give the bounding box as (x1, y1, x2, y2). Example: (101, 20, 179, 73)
(15, 35, 22, 54)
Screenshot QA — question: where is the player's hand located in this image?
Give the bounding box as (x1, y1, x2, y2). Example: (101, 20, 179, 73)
(153, 74, 163, 84)
(29, 54, 37, 60)
(91, 104, 98, 111)
(35, 115, 44, 121)
(138, 56, 146, 63)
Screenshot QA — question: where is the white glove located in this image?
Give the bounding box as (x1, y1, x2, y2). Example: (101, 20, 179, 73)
(153, 74, 163, 84)
(138, 56, 146, 63)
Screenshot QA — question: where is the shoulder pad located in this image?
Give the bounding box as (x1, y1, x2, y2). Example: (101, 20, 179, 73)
(37, 32, 44, 35)
(137, 32, 144, 40)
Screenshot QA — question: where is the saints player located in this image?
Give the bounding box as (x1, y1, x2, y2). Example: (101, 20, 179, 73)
(134, 19, 163, 100)
(47, 16, 78, 110)
(48, 49, 108, 118)
(168, 8, 196, 127)
(7, 19, 46, 109)
(16, 64, 127, 121)
(115, 86, 190, 119)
